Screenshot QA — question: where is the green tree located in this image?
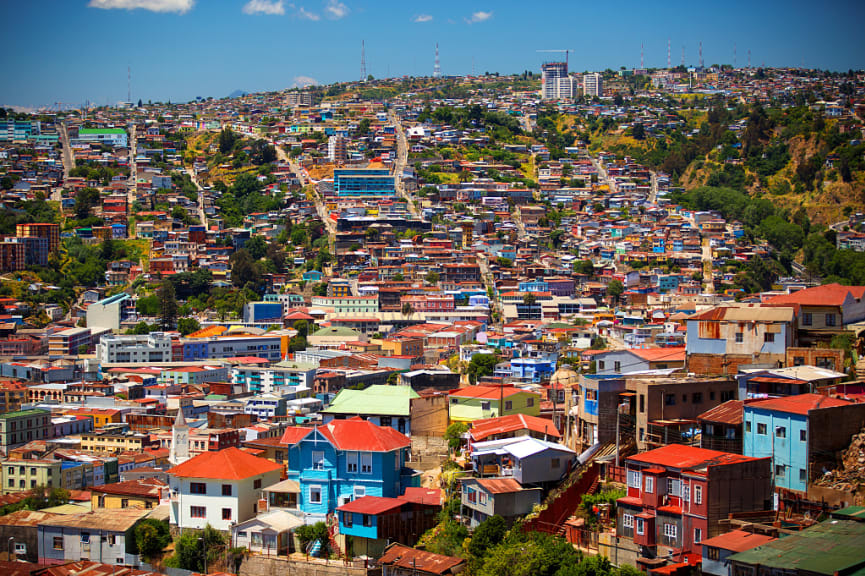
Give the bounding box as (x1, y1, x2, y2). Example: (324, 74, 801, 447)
(158, 279, 178, 330)
(606, 280, 624, 304)
(245, 235, 267, 260)
(356, 118, 371, 136)
(401, 302, 414, 316)
(218, 127, 239, 154)
(425, 271, 440, 285)
(523, 293, 537, 306)
(467, 353, 499, 385)
(445, 422, 469, 452)
(293, 319, 309, 338)
(476, 531, 582, 576)
(134, 518, 172, 562)
(74, 187, 100, 220)
(467, 515, 508, 573)
(295, 522, 330, 556)
(177, 317, 200, 336)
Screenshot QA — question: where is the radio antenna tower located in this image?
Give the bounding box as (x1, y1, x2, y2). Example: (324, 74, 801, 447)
(667, 39, 671, 69)
(433, 43, 441, 78)
(640, 42, 644, 69)
(360, 40, 367, 82)
(699, 41, 704, 68)
(128, 66, 131, 104)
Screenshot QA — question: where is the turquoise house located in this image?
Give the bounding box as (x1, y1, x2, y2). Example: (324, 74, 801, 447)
(280, 418, 418, 524)
(743, 394, 857, 493)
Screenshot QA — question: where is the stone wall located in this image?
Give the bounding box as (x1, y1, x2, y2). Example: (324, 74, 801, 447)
(238, 555, 369, 576)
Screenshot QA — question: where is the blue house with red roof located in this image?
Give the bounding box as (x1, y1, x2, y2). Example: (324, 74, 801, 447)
(279, 417, 419, 524)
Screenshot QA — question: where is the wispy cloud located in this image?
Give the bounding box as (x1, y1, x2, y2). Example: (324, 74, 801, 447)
(466, 10, 492, 23)
(243, 0, 284, 15)
(293, 76, 319, 87)
(296, 5, 320, 19)
(324, 0, 348, 19)
(413, 14, 433, 23)
(88, 0, 194, 13)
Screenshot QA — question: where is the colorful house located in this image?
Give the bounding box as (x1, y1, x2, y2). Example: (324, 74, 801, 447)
(447, 386, 542, 423)
(279, 418, 417, 524)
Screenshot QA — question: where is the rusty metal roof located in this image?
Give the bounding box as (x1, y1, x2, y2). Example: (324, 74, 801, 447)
(37, 508, 150, 532)
(697, 400, 744, 425)
(379, 543, 465, 575)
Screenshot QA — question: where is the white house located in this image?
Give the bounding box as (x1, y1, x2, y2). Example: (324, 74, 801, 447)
(167, 447, 283, 531)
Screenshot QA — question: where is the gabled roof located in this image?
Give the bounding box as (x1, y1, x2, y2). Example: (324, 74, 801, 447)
(472, 477, 525, 494)
(321, 384, 418, 417)
(627, 347, 686, 362)
(319, 418, 411, 452)
(167, 447, 282, 480)
(744, 393, 852, 416)
(379, 544, 465, 575)
(763, 283, 865, 307)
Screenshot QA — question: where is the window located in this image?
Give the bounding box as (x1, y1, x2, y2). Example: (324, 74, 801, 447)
(222, 484, 232, 496)
(665, 394, 676, 406)
(361, 452, 372, 474)
(253, 479, 262, 490)
(450, 398, 458, 404)
(636, 517, 645, 535)
(481, 401, 491, 411)
(775, 465, 785, 478)
(53, 537, 63, 550)
(504, 401, 513, 410)
(802, 313, 812, 326)
(664, 523, 677, 539)
(190, 506, 206, 518)
(622, 513, 634, 528)
(800, 429, 807, 442)
(826, 313, 836, 327)
(746, 421, 752, 433)
(222, 508, 232, 521)
(190, 482, 206, 494)
(598, 361, 605, 370)
(354, 486, 366, 499)
(363, 514, 372, 527)
(692, 392, 702, 404)
(694, 485, 702, 505)
(347, 452, 358, 473)
(721, 390, 735, 402)
(309, 485, 322, 504)
(639, 394, 645, 413)
(757, 423, 767, 435)
(764, 332, 775, 343)
(627, 470, 642, 489)
(694, 528, 702, 544)
(81, 532, 90, 543)
(121, 499, 129, 507)
(667, 478, 681, 497)
(800, 468, 808, 483)
(645, 476, 654, 493)
(776, 426, 786, 438)
(735, 332, 743, 343)
(551, 458, 560, 469)
(726, 427, 736, 440)
(526, 397, 534, 407)
(344, 512, 353, 527)
(793, 356, 805, 366)
(106, 535, 116, 546)
(312, 451, 325, 470)
(682, 483, 690, 502)
(614, 361, 622, 372)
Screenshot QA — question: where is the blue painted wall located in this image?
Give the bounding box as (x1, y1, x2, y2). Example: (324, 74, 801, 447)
(743, 407, 808, 492)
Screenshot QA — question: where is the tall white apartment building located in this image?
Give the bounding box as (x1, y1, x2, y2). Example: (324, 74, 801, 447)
(583, 73, 604, 97)
(541, 62, 574, 101)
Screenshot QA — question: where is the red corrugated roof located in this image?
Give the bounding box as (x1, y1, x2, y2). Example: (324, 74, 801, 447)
(628, 444, 760, 470)
(697, 400, 744, 425)
(469, 413, 560, 442)
(400, 487, 443, 506)
(336, 495, 404, 515)
(449, 386, 533, 400)
(379, 544, 465, 575)
(745, 393, 851, 415)
(700, 529, 776, 552)
(474, 478, 524, 494)
(320, 418, 411, 452)
(764, 283, 865, 306)
(167, 447, 282, 480)
(628, 347, 686, 362)
(279, 426, 314, 445)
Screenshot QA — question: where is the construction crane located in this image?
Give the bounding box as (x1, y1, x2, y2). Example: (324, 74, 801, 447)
(536, 49, 574, 69)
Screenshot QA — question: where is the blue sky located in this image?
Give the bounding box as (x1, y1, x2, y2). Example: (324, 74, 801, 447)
(2, 0, 864, 108)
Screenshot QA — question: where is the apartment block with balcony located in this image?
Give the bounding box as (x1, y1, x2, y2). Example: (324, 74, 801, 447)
(97, 332, 173, 364)
(616, 445, 772, 566)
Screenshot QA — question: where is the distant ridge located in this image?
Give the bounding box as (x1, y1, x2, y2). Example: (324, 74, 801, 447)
(228, 90, 249, 98)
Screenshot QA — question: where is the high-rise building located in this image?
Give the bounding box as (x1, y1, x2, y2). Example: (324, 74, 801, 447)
(16, 222, 59, 255)
(328, 135, 347, 162)
(583, 73, 604, 97)
(285, 92, 313, 106)
(541, 61, 574, 101)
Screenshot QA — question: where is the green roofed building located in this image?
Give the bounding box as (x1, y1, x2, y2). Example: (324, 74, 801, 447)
(729, 509, 865, 576)
(321, 385, 418, 436)
(75, 127, 128, 148)
(0, 409, 52, 451)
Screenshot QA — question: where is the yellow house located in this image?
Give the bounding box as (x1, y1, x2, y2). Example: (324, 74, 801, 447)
(90, 477, 167, 510)
(63, 408, 122, 429)
(79, 432, 149, 453)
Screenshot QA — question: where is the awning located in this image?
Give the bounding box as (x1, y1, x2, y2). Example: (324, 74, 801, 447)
(263, 479, 301, 494)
